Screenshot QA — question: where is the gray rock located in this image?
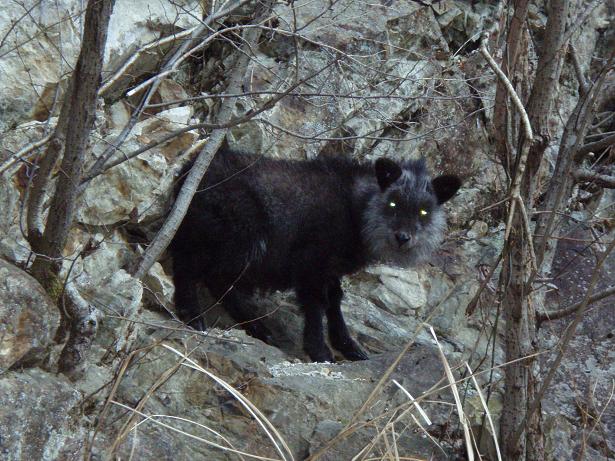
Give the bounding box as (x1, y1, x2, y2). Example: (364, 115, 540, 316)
(87, 318, 466, 460)
(0, 259, 59, 370)
(0, 0, 201, 131)
(78, 106, 196, 226)
(0, 368, 85, 460)
(0, 167, 32, 264)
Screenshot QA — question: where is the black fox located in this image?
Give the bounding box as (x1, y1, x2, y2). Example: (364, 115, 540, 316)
(170, 149, 460, 362)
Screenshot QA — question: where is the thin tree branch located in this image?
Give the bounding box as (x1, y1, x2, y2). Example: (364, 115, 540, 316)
(125, 0, 253, 98)
(560, 0, 604, 49)
(568, 44, 589, 96)
(99, 26, 197, 96)
(79, 81, 160, 193)
(80, 59, 335, 185)
(0, 132, 52, 174)
(465, 252, 503, 316)
(537, 285, 615, 323)
(480, 32, 533, 142)
(492, 0, 530, 174)
(533, 51, 615, 269)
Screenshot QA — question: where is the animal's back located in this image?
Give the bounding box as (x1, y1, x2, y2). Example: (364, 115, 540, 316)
(172, 151, 368, 292)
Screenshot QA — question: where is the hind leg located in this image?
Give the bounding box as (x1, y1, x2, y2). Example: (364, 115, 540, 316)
(212, 287, 274, 343)
(172, 261, 206, 331)
(326, 278, 368, 361)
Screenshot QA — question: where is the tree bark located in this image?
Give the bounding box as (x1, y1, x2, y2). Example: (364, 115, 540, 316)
(27, 0, 116, 375)
(499, 2, 570, 459)
(492, 0, 531, 173)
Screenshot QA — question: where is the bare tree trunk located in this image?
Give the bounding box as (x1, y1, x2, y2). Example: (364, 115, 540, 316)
(498, 1, 570, 459)
(27, 0, 116, 375)
(493, 0, 530, 173)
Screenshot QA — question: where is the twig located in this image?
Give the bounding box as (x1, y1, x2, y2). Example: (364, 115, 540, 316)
(99, 26, 197, 95)
(480, 32, 534, 243)
(517, 196, 538, 272)
(568, 44, 589, 96)
(0, 0, 43, 52)
(480, 32, 533, 142)
(533, 51, 615, 269)
(560, 0, 604, 50)
(80, 0, 255, 188)
(144, 90, 471, 109)
(84, 345, 156, 461)
(0, 132, 52, 174)
(537, 285, 615, 323)
(465, 252, 502, 316)
(125, 0, 253, 98)
(80, 81, 160, 192)
(81, 59, 335, 185)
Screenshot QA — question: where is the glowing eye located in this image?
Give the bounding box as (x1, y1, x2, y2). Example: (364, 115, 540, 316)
(389, 201, 396, 208)
(419, 209, 428, 216)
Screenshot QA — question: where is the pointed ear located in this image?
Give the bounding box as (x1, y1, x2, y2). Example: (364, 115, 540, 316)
(432, 175, 461, 204)
(375, 158, 402, 191)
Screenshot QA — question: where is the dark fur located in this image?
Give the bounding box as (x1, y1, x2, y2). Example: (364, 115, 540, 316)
(170, 150, 460, 362)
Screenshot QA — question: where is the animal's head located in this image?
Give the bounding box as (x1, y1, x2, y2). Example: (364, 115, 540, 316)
(362, 157, 461, 267)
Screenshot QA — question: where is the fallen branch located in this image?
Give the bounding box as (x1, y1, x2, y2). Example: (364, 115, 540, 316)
(573, 168, 615, 188)
(575, 133, 615, 160)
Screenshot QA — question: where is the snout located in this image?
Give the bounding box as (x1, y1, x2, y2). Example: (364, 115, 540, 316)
(395, 231, 413, 247)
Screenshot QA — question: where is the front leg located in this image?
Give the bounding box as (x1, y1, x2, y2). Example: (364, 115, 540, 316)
(326, 278, 368, 361)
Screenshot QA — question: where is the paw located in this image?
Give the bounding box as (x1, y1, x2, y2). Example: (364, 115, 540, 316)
(188, 317, 206, 332)
(341, 346, 368, 361)
(244, 321, 274, 344)
(332, 337, 369, 361)
(305, 345, 335, 363)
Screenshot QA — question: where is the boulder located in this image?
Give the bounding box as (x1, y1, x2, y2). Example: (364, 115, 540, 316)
(0, 368, 85, 460)
(0, 259, 59, 369)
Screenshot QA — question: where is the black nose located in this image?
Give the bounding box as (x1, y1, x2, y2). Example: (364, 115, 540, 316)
(395, 232, 412, 246)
